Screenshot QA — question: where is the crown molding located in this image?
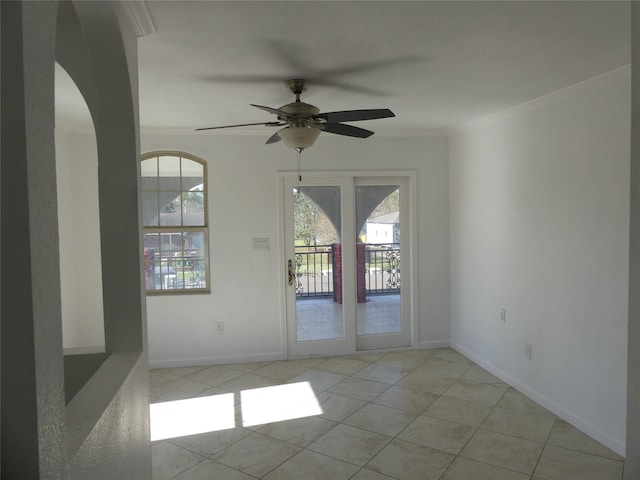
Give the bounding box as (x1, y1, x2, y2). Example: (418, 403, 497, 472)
(117, 1, 156, 38)
(455, 64, 631, 134)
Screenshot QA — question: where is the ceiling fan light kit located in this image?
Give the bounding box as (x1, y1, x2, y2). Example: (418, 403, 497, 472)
(279, 126, 322, 151)
(196, 79, 395, 152)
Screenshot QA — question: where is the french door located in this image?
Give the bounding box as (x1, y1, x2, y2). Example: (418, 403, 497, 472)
(282, 174, 412, 358)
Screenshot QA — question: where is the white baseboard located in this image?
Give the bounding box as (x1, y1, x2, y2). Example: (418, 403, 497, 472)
(149, 352, 285, 369)
(417, 339, 450, 349)
(450, 341, 625, 457)
(150, 342, 453, 368)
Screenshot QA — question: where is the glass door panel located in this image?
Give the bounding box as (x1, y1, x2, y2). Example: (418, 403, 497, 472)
(284, 176, 356, 357)
(294, 187, 343, 342)
(355, 179, 411, 350)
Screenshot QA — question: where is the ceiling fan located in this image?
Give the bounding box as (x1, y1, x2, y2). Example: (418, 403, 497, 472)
(195, 79, 394, 152)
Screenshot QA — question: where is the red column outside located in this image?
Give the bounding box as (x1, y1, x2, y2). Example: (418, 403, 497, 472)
(333, 243, 343, 304)
(356, 243, 366, 303)
(332, 243, 367, 304)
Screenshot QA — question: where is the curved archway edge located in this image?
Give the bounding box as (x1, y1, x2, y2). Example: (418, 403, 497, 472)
(1, 1, 150, 477)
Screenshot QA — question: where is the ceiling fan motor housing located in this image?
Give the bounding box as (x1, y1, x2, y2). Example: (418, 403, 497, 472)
(279, 101, 320, 126)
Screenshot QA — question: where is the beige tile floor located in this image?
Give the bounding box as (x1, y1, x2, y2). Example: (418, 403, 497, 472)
(149, 348, 625, 480)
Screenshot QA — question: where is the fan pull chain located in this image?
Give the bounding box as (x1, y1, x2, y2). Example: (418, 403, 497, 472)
(296, 148, 303, 183)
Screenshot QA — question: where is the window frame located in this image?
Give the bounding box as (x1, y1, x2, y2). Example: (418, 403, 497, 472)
(141, 150, 210, 295)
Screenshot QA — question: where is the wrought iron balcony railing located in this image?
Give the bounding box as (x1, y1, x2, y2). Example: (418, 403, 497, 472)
(294, 243, 400, 298)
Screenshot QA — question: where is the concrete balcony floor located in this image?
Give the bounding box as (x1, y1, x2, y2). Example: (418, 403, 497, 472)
(296, 294, 401, 342)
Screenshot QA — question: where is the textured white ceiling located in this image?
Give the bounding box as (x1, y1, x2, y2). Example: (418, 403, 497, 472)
(56, 1, 630, 137)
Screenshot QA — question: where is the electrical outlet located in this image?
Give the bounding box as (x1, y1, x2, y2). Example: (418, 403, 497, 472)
(500, 308, 506, 322)
(216, 322, 224, 334)
(526, 344, 532, 360)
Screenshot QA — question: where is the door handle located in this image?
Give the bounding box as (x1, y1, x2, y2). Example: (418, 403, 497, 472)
(288, 259, 295, 286)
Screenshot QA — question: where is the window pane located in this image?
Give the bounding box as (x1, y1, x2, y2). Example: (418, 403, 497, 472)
(181, 158, 203, 177)
(182, 191, 204, 226)
(143, 234, 160, 291)
(160, 233, 182, 290)
(158, 156, 181, 176)
(164, 249, 184, 290)
(141, 157, 158, 177)
(182, 159, 204, 191)
(159, 176, 181, 191)
(184, 231, 207, 289)
(144, 229, 208, 291)
(142, 192, 159, 226)
(141, 177, 158, 191)
(144, 232, 160, 250)
(161, 232, 183, 252)
(183, 180, 204, 192)
(159, 192, 182, 226)
(158, 156, 181, 190)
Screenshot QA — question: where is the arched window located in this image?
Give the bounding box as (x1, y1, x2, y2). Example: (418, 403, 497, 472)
(141, 151, 209, 293)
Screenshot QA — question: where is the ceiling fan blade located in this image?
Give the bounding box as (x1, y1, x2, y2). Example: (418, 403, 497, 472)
(201, 75, 388, 96)
(263, 40, 313, 75)
(310, 80, 391, 97)
(199, 74, 286, 84)
(318, 56, 421, 78)
(250, 104, 293, 118)
(265, 128, 286, 144)
(323, 123, 374, 139)
(195, 121, 284, 131)
(317, 109, 395, 123)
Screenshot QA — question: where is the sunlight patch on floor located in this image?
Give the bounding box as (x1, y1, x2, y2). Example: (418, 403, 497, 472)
(150, 393, 235, 441)
(149, 382, 323, 441)
(240, 381, 323, 427)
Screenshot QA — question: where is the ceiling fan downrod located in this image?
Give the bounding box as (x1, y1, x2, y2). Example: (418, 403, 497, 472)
(285, 78, 310, 102)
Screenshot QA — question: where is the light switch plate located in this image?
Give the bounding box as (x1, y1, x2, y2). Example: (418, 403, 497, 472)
(252, 237, 270, 250)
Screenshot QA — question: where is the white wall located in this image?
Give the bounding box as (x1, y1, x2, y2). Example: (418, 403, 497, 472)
(56, 127, 105, 353)
(56, 127, 76, 340)
(449, 69, 630, 455)
(141, 134, 450, 366)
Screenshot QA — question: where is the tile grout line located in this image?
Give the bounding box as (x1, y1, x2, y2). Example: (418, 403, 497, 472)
(426, 361, 479, 480)
(528, 415, 560, 480)
(440, 382, 529, 480)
